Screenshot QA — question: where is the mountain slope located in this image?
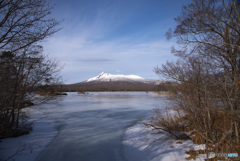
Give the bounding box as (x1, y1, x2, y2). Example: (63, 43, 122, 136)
(63, 72, 160, 92)
(86, 72, 145, 82)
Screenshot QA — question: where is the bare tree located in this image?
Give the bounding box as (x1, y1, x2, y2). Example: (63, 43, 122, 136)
(0, 45, 62, 138)
(152, 1, 240, 159)
(154, 56, 237, 159)
(166, 0, 240, 110)
(167, 0, 240, 117)
(0, 0, 62, 139)
(0, 0, 61, 53)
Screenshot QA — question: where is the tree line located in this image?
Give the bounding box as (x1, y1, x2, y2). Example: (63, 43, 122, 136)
(0, 0, 62, 139)
(62, 81, 159, 92)
(144, 0, 240, 160)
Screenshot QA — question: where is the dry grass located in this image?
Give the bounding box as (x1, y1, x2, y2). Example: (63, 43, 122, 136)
(185, 148, 206, 160)
(176, 141, 183, 144)
(160, 92, 175, 95)
(142, 103, 240, 160)
(141, 108, 190, 140)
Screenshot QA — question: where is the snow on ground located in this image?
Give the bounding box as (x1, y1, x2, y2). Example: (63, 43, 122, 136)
(122, 123, 207, 161)
(0, 106, 58, 161)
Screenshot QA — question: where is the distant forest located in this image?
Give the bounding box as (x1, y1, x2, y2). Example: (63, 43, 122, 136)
(62, 81, 160, 92)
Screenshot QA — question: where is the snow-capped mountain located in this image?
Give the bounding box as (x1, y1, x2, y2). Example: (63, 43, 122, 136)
(86, 72, 145, 82)
(63, 72, 162, 91)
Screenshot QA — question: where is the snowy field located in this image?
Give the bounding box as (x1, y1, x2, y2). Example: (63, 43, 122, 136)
(0, 92, 206, 161)
(123, 124, 206, 161)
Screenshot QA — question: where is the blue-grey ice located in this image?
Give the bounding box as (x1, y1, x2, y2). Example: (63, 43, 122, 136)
(0, 92, 169, 161)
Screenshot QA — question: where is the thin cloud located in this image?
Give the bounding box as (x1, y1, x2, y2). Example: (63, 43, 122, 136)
(41, 0, 192, 84)
(77, 58, 115, 62)
(116, 70, 123, 73)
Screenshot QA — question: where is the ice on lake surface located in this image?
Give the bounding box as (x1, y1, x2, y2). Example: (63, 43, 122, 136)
(0, 92, 171, 161)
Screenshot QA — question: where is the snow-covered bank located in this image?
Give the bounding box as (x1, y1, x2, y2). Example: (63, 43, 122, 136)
(0, 106, 58, 161)
(122, 123, 206, 161)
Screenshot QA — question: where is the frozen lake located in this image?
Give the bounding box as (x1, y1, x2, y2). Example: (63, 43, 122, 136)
(0, 92, 170, 161)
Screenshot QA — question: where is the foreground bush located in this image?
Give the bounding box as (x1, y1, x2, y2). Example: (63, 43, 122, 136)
(141, 108, 190, 140)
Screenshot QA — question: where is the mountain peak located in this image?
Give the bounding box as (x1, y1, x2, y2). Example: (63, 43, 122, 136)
(96, 72, 110, 79)
(86, 72, 144, 82)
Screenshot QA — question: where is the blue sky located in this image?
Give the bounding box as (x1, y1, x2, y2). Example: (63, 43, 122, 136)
(42, 0, 192, 84)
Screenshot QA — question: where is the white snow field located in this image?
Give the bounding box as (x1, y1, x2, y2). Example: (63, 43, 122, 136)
(0, 92, 205, 161)
(123, 124, 206, 161)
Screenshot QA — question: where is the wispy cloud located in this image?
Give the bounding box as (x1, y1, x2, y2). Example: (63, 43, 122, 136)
(41, 0, 191, 83)
(42, 34, 176, 83)
(116, 70, 123, 73)
(76, 58, 115, 62)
